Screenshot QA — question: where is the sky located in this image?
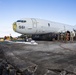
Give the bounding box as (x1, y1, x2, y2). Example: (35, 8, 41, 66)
(0, 0, 76, 37)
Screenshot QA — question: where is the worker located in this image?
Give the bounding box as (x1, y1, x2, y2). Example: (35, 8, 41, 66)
(57, 33, 60, 41)
(66, 31, 70, 41)
(70, 31, 75, 42)
(4, 36, 7, 40)
(60, 33, 64, 41)
(9, 34, 12, 40)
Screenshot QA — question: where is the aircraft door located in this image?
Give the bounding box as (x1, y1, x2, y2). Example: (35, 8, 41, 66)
(31, 18, 37, 28)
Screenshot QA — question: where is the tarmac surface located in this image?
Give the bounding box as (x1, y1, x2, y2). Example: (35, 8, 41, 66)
(0, 41, 76, 75)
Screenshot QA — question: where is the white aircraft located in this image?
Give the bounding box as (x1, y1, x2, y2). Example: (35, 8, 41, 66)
(13, 18, 76, 40)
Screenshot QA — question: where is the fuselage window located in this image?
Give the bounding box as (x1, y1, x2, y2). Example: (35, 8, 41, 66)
(48, 23, 50, 26)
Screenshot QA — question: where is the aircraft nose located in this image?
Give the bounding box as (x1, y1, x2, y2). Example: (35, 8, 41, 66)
(13, 22, 17, 32)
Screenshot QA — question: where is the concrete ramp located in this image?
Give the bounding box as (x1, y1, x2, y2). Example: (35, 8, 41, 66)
(0, 41, 76, 75)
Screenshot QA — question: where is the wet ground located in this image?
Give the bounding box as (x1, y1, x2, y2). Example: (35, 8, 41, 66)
(0, 41, 76, 75)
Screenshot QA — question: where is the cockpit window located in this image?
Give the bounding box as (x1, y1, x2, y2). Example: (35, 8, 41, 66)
(17, 20, 26, 23)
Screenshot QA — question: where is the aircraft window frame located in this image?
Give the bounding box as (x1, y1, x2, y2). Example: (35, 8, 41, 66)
(48, 23, 50, 26)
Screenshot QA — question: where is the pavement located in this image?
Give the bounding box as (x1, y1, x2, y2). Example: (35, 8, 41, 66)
(0, 41, 76, 75)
